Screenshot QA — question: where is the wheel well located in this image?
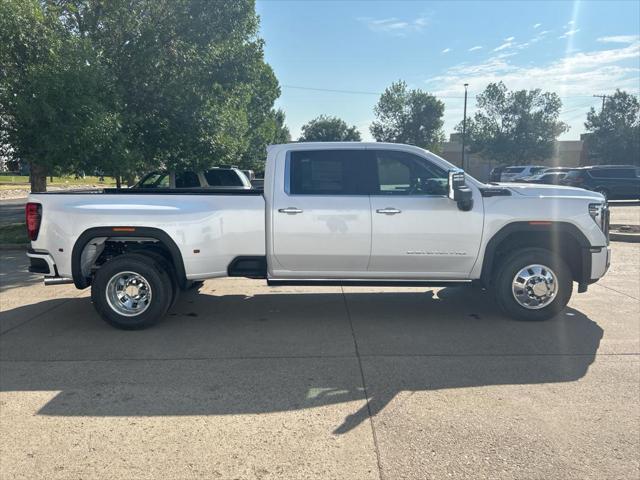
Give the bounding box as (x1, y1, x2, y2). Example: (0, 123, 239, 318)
(481, 225, 588, 286)
(72, 227, 187, 289)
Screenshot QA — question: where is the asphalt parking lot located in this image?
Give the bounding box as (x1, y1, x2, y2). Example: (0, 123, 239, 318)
(1, 241, 639, 479)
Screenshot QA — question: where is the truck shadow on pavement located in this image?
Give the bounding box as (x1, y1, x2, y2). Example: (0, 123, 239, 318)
(0, 286, 603, 434)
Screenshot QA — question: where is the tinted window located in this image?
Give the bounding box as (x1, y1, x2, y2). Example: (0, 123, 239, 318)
(504, 167, 525, 173)
(530, 167, 546, 175)
(175, 171, 200, 188)
(204, 169, 244, 187)
(590, 168, 635, 178)
(373, 150, 447, 196)
(565, 170, 585, 180)
(139, 172, 169, 188)
(289, 150, 367, 195)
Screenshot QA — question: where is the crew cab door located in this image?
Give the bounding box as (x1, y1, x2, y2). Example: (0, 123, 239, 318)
(368, 149, 484, 278)
(270, 149, 371, 276)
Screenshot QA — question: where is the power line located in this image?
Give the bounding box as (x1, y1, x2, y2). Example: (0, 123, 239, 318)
(281, 84, 638, 100)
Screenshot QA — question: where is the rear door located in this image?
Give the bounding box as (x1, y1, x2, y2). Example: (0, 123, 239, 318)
(368, 149, 484, 278)
(270, 149, 371, 276)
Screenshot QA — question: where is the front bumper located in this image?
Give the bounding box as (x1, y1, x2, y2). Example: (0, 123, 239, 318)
(590, 245, 611, 281)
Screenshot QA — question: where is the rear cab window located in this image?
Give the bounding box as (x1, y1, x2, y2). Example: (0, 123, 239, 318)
(289, 150, 368, 195)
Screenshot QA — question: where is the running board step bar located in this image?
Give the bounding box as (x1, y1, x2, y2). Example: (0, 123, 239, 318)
(267, 279, 472, 287)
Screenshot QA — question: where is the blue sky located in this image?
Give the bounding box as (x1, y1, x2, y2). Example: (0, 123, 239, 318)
(256, 0, 640, 141)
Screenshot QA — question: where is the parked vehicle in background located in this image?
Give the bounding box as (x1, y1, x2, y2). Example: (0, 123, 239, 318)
(543, 167, 574, 174)
(250, 178, 265, 189)
(488, 165, 505, 182)
(241, 170, 256, 181)
(135, 167, 252, 190)
(522, 172, 568, 185)
(561, 165, 640, 200)
(27, 142, 610, 330)
(500, 165, 547, 182)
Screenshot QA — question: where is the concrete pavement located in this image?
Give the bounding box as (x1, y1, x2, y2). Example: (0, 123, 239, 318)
(0, 242, 638, 479)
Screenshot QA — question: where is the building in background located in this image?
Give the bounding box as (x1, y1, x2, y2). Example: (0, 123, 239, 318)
(440, 134, 585, 181)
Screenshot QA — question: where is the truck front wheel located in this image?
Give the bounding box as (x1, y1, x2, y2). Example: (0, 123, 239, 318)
(493, 248, 573, 321)
(91, 253, 172, 329)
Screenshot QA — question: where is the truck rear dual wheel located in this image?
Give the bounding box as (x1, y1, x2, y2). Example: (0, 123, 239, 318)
(493, 248, 573, 321)
(91, 253, 173, 330)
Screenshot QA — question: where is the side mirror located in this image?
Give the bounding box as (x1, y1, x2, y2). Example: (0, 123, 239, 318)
(448, 169, 474, 211)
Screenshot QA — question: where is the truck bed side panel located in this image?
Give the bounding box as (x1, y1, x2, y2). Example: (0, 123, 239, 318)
(28, 193, 266, 280)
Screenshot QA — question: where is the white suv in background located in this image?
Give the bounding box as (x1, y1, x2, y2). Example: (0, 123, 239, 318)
(135, 167, 252, 190)
(500, 165, 547, 182)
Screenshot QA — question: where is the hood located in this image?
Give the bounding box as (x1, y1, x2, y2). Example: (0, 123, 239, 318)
(496, 182, 606, 201)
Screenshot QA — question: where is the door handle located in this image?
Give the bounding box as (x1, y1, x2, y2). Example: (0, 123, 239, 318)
(376, 208, 402, 215)
(278, 207, 303, 214)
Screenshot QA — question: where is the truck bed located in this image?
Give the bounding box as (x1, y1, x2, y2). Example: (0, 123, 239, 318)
(28, 190, 267, 281)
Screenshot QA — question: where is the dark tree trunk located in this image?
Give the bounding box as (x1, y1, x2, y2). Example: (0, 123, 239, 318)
(125, 174, 135, 187)
(115, 175, 121, 189)
(29, 162, 47, 192)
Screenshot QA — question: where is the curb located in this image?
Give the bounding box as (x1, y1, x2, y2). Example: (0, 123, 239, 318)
(0, 244, 27, 251)
(610, 232, 640, 243)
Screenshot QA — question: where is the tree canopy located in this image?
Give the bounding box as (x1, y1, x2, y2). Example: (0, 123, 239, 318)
(298, 115, 361, 142)
(0, 0, 285, 190)
(584, 90, 640, 165)
(370, 80, 445, 151)
(457, 82, 568, 165)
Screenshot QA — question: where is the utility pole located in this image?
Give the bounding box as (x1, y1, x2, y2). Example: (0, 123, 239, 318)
(462, 83, 469, 170)
(593, 94, 607, 113)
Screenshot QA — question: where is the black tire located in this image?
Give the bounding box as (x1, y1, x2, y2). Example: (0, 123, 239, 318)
(493, 248, 573, 321)
(136, 250, 180, 310)
(91, 253, 172, 329)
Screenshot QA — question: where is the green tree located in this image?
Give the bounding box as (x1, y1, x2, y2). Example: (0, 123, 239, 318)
(458, 82, 568, 165)
(0, 0, 114, 191)
(584, 90, 640, 165)
(370, 80, 445, 151)
(241, 108, 291, 170)
(298, 115, 361, 142)
(0, 0, 282, 191)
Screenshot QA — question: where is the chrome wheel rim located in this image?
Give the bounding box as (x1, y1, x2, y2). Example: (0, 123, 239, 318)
(106, 271, 152, 317)
(511, 264, 558, 310)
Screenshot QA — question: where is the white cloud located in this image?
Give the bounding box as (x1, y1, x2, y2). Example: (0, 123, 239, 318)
(504, 36, 515, 42)
(425, 39, 640, 138)
(533, 23, 542, 29)
(441, 48, 451, 54)
(558, 28, 580, 39)
(358, 16, 428, 36)
(425, 40, 640, 99)
(493, 41, 513, 52)
(597, 35, 640, 44)
(468, 45, 483, 52)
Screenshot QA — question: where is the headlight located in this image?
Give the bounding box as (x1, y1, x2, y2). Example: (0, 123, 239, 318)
(589, 202, 609, 235)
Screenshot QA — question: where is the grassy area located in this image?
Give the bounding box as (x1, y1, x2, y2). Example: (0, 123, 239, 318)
(0, 175, 117, 186)
(0, 222, 28, 245)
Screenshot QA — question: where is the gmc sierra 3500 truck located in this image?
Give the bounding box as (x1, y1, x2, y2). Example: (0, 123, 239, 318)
(26, 142, 611, 329)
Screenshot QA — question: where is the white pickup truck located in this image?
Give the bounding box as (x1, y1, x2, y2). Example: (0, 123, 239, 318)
(26, 142, 611, 329)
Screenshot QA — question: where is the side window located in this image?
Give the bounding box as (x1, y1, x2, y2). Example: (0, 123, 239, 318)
(140, 173, 169, 188)
(204, 170, 244, 187)
(373, 150, 447, 196)
(175, 171, 200, 188)
(289, 150, 367, 195)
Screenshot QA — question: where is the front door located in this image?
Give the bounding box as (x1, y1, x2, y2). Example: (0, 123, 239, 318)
(271, 149, 371, 277)
(368, 149, 484, 278)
